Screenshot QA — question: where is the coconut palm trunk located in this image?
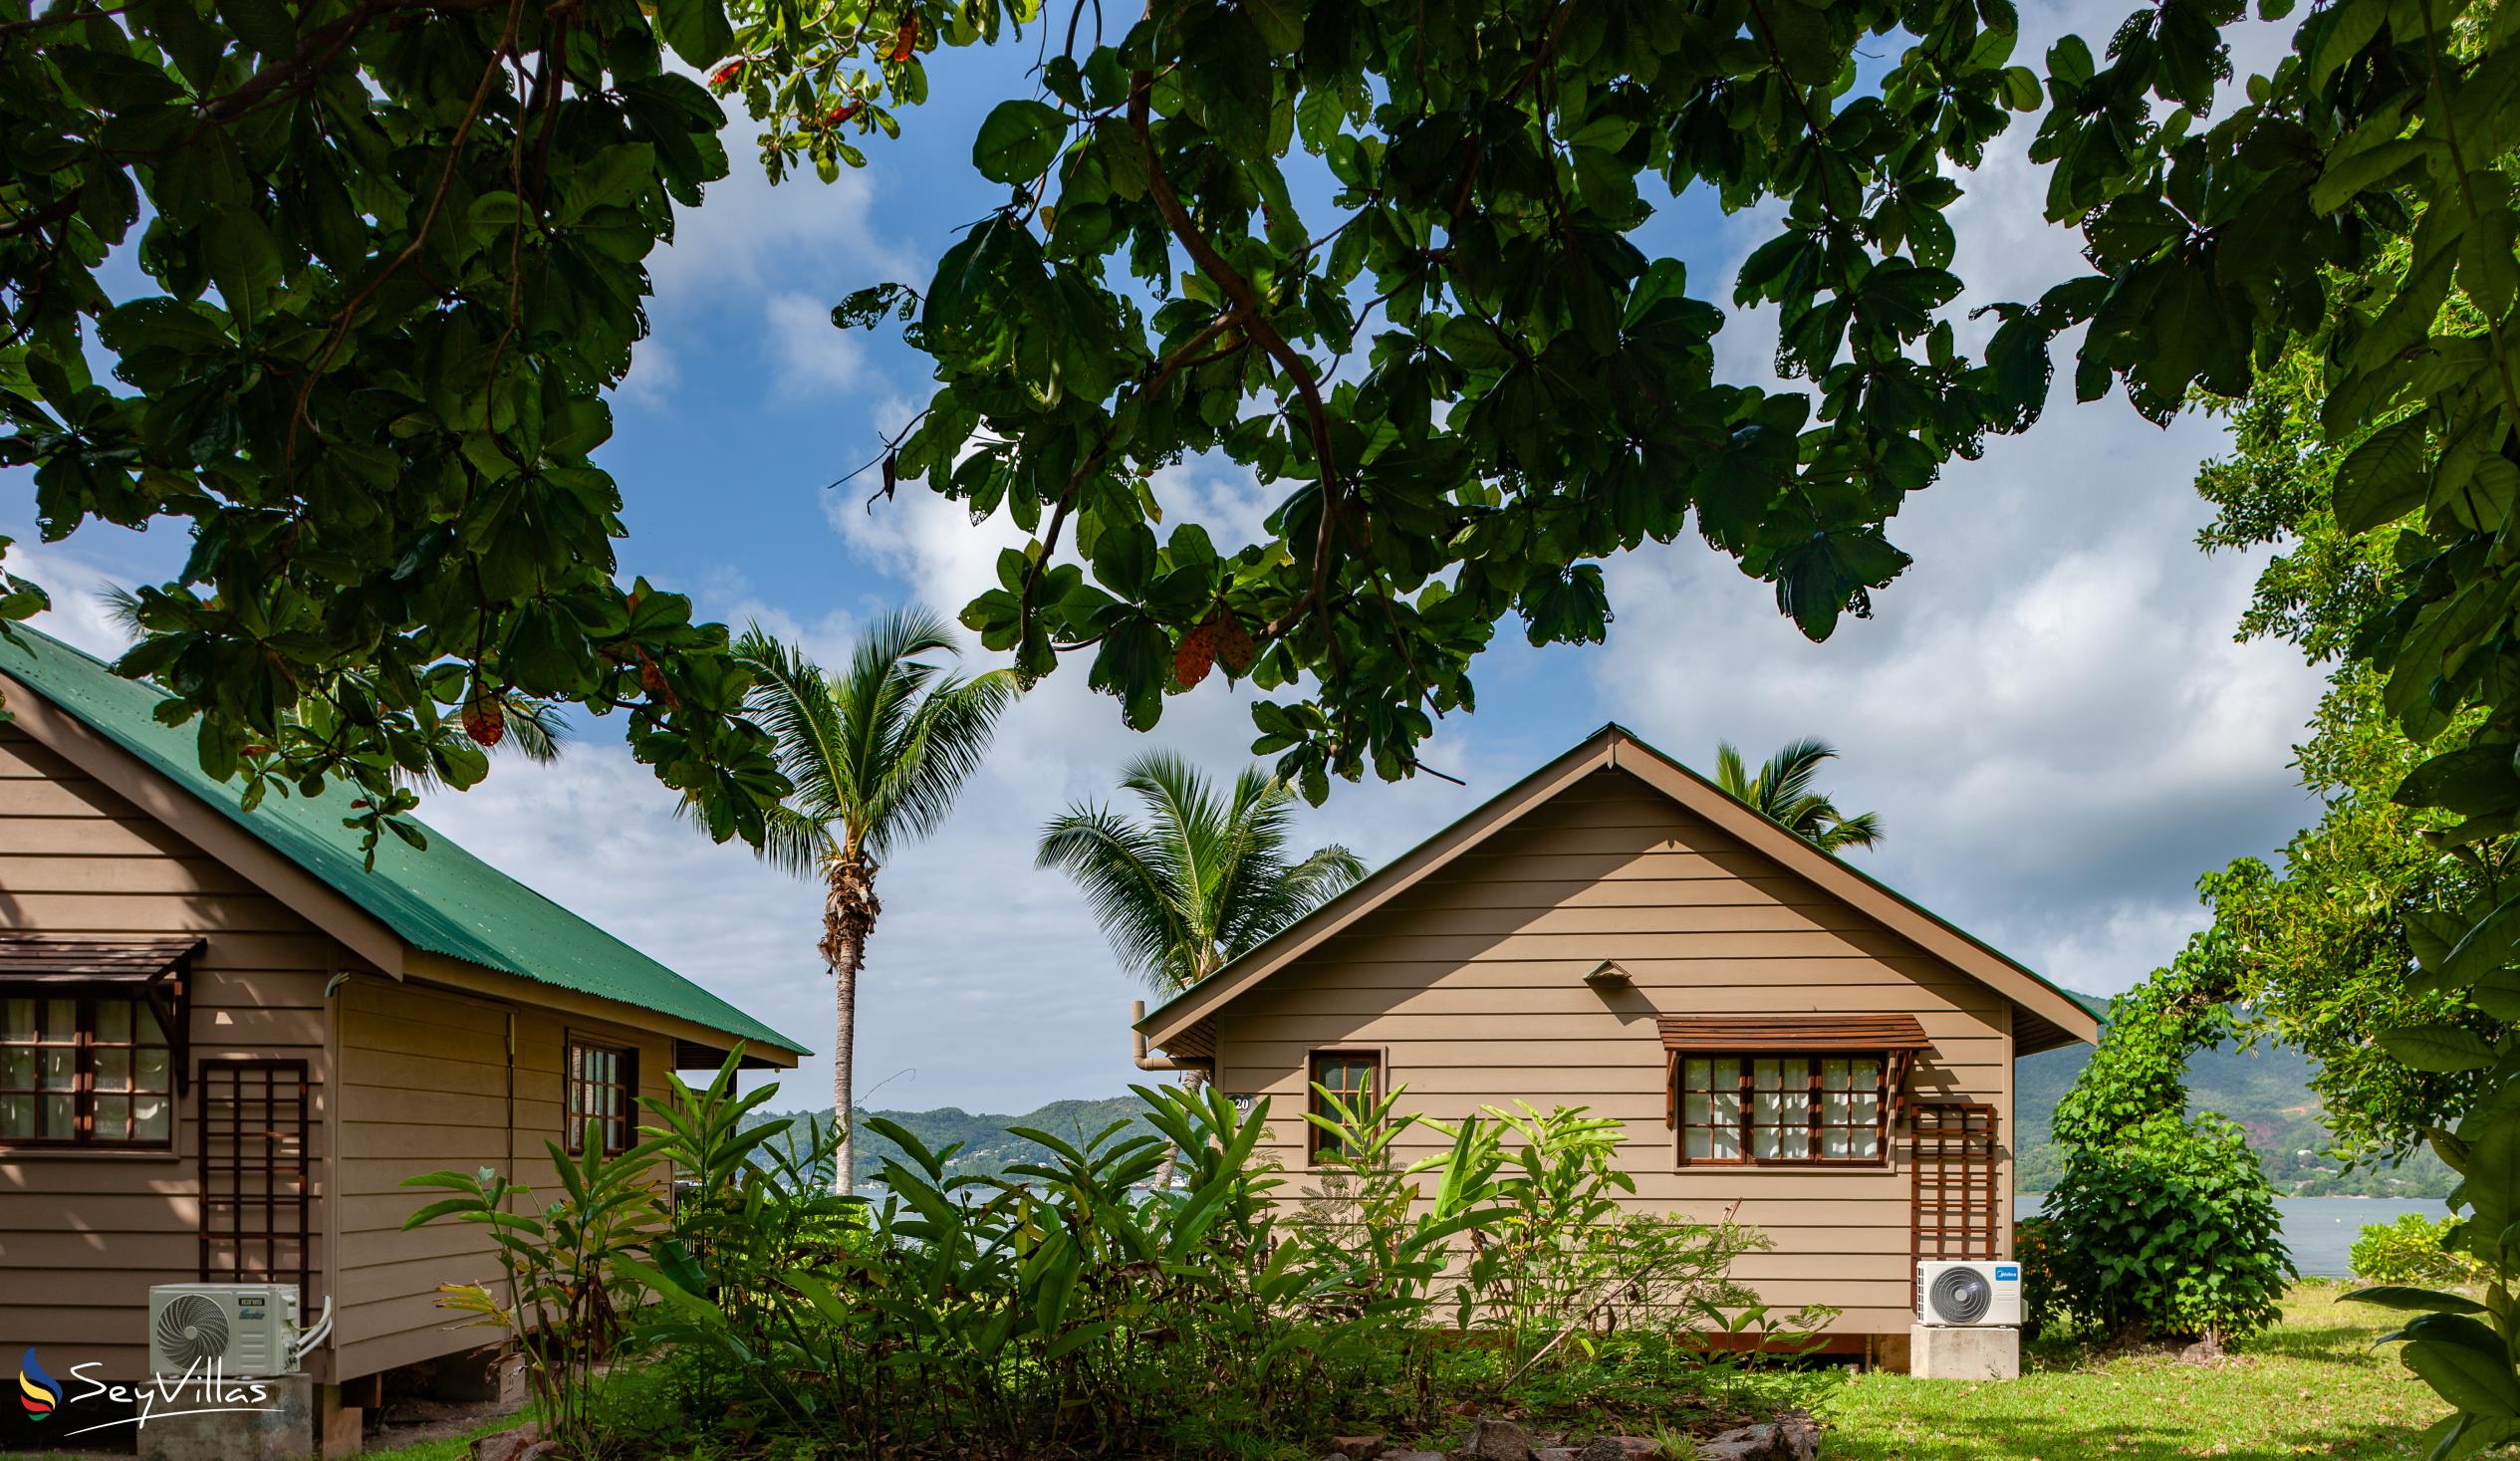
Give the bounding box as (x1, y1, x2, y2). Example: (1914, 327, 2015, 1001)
(707, 610, 1013, 1200)
(822, 852, 879, 1192)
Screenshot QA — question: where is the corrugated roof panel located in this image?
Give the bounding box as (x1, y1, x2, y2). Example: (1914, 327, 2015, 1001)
(0, 627, 807, 1057)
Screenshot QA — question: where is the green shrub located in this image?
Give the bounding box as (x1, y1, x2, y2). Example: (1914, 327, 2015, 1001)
(2349, 1211, 2484, 1287)
(2012, 1215, 2066, 1342)
(2044, 1112, 2295, 1344)
(407, 1053, 1814, 1458)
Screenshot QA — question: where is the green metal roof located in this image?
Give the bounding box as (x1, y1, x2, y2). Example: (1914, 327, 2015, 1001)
(0, 625, 808, 1057)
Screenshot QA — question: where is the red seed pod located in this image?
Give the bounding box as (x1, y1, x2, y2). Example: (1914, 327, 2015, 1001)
(1212, 614, 1258, 675)
(708, 60, 744, 92)
(461, 688, 506, 748)
(1173, 622, 1218, 689)
(890, 15, 916, 60)
(637, 650, 680, 709)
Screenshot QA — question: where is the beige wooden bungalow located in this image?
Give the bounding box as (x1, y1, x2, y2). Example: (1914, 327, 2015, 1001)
(0, 625, 805, 1438)
(1133, 724, 2098, 1352)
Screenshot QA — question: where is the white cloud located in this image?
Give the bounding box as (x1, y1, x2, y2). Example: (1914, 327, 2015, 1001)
(5, 532, 145, 657)
(767, 291, 870, 398)
(615, 128, 919, 413)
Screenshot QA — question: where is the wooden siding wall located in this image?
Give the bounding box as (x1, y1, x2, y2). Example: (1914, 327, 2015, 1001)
(334, 975, 673, 1380)
(1210, 768, 2012, 1336)
(0, 724, 337, 1380)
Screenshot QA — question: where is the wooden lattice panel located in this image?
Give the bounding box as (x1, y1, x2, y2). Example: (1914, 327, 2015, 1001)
(197, 1059, 311, 1303)
(1910, 1100, 1999, 1265)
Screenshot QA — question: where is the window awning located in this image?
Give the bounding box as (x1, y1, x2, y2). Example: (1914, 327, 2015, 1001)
(0, 936, 201, 1094)
(0, 936, 204, 983)
(1657, 1014, 1933, 1053)
(1659, 1015, 1935, 1129)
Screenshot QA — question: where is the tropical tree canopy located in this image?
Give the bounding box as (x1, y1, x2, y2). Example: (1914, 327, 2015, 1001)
(0, 0, 1029, 856)
(1712, 737, 1883, 853)
(11, 0, 2502, 830)
(2169, 327, 2505, 1167)
(1037, 752, 1365, 993)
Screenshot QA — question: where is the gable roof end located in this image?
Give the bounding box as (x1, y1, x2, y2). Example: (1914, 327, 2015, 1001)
(1136, 723, 2099, 1057)
(0, 626, 808, 1059)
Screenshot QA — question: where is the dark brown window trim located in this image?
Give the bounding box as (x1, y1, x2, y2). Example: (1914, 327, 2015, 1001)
(564, 1033, 638, 1156)
(1672, 1051, 1891, 1169)
(1306, 1048, 1383, 1165)
(0, 988, 178, 1152)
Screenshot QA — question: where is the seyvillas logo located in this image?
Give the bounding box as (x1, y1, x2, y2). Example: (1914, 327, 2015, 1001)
(18, 1348, 61, 1421)
(10, 1354, 279, 1437)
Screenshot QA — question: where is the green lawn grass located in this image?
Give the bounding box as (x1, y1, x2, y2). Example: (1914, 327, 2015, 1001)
(322, 1284, 2469, 1461)
(366, 1410, 532, 1461)
(1818, 1283, 2448, 1460)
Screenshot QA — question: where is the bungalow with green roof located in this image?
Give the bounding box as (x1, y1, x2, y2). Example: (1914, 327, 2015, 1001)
(0, 625, 805, 1433)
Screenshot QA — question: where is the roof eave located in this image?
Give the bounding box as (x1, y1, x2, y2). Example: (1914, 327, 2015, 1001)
(1139, 722, 2101, 1054)
(400, 950, 812, 1063)
(0, 665, 409, 978)
(1137, 726, 1625, 1046)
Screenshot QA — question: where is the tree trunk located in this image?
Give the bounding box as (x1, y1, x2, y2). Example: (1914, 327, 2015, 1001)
(822, 852, 881, 1195)
(1148, 1064, 1207, 1191)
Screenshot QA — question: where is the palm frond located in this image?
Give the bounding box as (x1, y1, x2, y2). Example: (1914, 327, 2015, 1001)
(865, 665, 1016, 858)
(757, 806, 840, 879)
(1817, 809, 1885, 852)
(834, 607, 960, 825)
(1712, 735, 1882, 854)
(1757, 736, 1841, 810)
(1037, 803, 1194, 988)
(731, 625, 851, 823)
(1044, 756, 1371, 992)
(500, 697, 567, 765)
(1713, 741, 1752, 800)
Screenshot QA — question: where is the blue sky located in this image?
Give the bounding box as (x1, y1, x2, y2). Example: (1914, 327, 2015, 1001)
(3, 2, 2325, 1115)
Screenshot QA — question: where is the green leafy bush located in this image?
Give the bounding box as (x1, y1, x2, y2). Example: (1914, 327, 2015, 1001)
(2348, 1212, 2484, 1288)
(2012, 1215, 2066, 1342)
(408, 1054, 1817, 1457)
(2044, 1112, 2295, 1344)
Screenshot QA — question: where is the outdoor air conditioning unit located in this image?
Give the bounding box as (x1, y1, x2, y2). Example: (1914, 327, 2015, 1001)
(146, 1284, 331, 1378)
(1915, 1261, 2022, 1328)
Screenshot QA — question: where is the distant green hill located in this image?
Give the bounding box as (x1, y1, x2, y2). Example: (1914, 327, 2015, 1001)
(752, 1096, 1162, 1186)
(2014, 1017, 2455, 1198)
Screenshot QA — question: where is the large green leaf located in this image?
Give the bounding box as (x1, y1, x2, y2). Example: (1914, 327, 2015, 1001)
(653, 0, 734, 67)
(973, 100, 1069, 184)
(2333, 416, 2428, 533)
(2378, 1025, 2500, 1075)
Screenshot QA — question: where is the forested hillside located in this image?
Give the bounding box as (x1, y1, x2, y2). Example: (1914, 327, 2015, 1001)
(753, 1096, 1162, 1187)
(2013, 1037, 2453, 1197)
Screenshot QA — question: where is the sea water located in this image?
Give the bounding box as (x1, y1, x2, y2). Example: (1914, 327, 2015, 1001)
(2017, 1194, 2444, 1279)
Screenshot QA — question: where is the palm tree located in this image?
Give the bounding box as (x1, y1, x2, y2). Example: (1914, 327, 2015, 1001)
(1038, 753, 1365, 1183)
(728, 609, 1016, 1190)
(1712, 736, 1885, 852)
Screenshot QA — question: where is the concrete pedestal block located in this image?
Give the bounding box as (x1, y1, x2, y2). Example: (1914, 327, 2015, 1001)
(139, 1372, 316, 1461)
(1907, 1323, 2019, 1381)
